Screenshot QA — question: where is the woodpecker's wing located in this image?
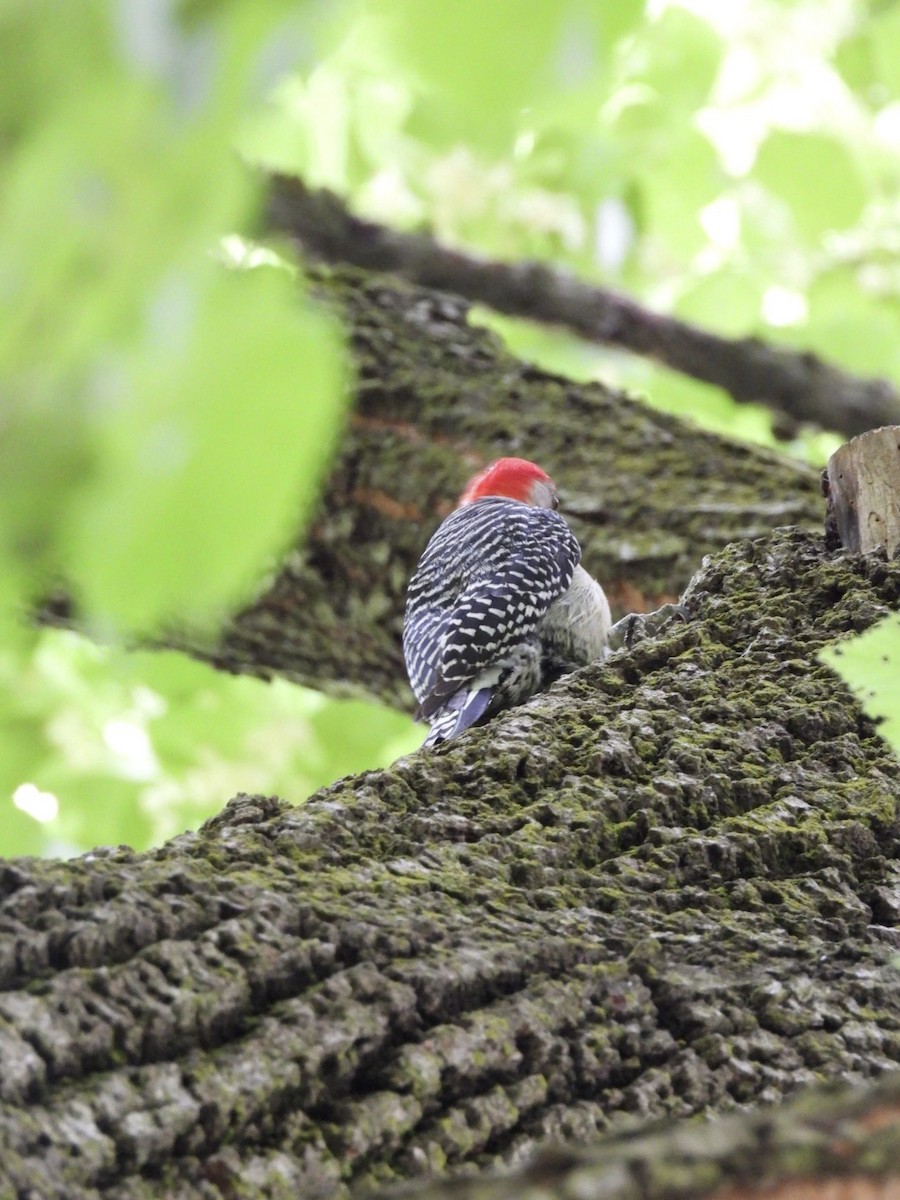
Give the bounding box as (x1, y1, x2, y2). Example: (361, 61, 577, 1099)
(403, 498, 581, 719)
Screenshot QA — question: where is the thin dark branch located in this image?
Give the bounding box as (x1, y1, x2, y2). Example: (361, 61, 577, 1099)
(267, 174, 900, 438)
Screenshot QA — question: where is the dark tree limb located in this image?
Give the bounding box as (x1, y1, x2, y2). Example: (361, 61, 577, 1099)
(5, 528, 900, 1199)
(267, 176, 900, 439)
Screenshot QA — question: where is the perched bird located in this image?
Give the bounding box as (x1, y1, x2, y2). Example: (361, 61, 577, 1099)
(403, 457, 611, 746)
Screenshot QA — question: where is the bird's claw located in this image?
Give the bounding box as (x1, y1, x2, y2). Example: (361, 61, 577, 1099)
(607, 602, 690, 652)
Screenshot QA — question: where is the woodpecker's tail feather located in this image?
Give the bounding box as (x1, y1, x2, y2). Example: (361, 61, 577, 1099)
(423, 687, 493, 747)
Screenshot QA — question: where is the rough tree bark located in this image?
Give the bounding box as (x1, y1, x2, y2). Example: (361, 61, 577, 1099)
(8, 267, 900, 1199)
(7, 524, 900, 1197)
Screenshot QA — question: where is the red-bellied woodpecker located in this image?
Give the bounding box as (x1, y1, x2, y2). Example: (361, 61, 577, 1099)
(403, 458, 611, 747)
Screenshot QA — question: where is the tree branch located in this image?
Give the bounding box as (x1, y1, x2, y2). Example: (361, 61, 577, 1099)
(7, 528, 900, 1198)
(267, 175, 900, 439)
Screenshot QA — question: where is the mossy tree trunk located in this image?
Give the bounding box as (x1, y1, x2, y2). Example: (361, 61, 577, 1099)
(10, 269, 900, 1199)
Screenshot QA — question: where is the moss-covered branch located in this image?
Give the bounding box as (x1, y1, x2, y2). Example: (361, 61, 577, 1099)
(5, 528, 900, 1198)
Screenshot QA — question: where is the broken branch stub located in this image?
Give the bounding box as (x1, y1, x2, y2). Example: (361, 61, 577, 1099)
(825, 425, 900, 555)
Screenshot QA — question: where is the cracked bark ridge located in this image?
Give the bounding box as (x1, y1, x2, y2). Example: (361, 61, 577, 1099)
(3, 528, 900, 1199)
(186, 267, 822, 710)
(267, 176, 900, 439)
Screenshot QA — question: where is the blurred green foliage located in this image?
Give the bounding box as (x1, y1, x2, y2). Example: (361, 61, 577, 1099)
(2, 0, 899, 857)
(820, 615, 900, 759)
(4, 628, 416, 857)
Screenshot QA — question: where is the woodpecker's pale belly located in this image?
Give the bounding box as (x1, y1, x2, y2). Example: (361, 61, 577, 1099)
(543, 565, 612, 664)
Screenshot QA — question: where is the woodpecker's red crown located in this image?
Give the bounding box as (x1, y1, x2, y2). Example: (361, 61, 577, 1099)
(458, 458, 558, 510)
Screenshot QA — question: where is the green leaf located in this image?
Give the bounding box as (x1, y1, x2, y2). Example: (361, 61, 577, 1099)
(0, 0, 112, 147)
(0, 2, 299, 614)
(835, 5, 900, 105)
(0, 629, 419, 858)
(753, 131, 867, 239)
(388, 0, 562, 133)
(805, 273, 900, 379)
(384, 0, 642, 151)
(621, 7, 722, 114)
(62, 265, 347, 633)
(820, 615, 900, 758)
(637, 128, 723, 257)
(674, 268, 766, 336)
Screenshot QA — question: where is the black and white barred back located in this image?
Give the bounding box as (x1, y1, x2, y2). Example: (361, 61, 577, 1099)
(403, 497, 581, 745)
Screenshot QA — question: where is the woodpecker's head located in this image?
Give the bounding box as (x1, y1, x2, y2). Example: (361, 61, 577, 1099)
(458, 458, 558, 510)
